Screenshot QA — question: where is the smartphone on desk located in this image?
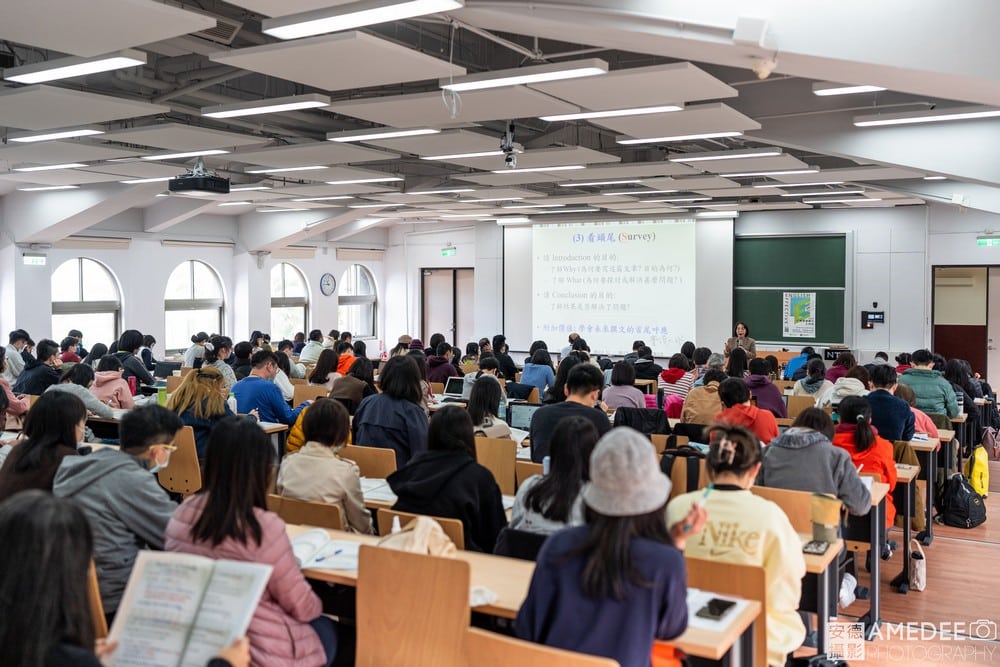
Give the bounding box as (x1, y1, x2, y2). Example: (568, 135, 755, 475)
(802, 540, 830, 555)
(695, 598, 736, 621)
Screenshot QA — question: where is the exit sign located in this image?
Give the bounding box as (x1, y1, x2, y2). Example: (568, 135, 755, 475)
(978, 237, 1000, 247)
(441, 247, 456, 257)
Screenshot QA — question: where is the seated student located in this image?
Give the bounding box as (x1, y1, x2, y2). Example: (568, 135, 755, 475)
(59, 336, 81, 364)
(298, 329, 326, 364)
(463, 356, 507, 399)
(831, 396, 898, 530)
(715, 377, 779, 444)
(277, 398, 372, 534)
(894, 352, 912, 375)
(864, 351, 891, 375)
(894, 383, 939, 438)
(114, 330, 155, 388)
(292, 331, 306, 355)
(2, 329, 30, 384)
(542, 353, 581, 404)
(522, 340, 548, 367)
(388, 405, 508, 552)
(492, 335, 519, 382)
(693, 352, 725, 387)
(725, 347, 749, 378)
(825, 351, 856, 383)
(760, 408, 871, 515)
(167, 365, 237, 460)
(944, 358, 982, 435)
(517, 428, 699, 666)
(658, 353, 696, 399)
(80, 342, 108, 368)
(45, 363, 115, 420)
(467, 376, 512, 439)
(423, 332, 445, 358)
(792, 352, 823, 382)
(510, 417, 599, 534)
(273, 353, 296, 402)
(745, 357, 788, 418)
(11, 338, 61, 395)
(461, 341, 480, 366)
(167, 416, 337, 666)
(817, 365, 870, 410)
(307, 349, 341, 390)
(632, 345, 663, 381)
(140, 334, 159, 372)
(520, 349, 555, 397)
(602, 361, 646, 410)
(277, 340, 307, 379)
(792, 358, 832, 400)
(690, 346, 712, 383)
(204, 335, 237, 391)
(668, 424, 806, 667)
(330, 357, 378, 415)
(867, 365, 916, 442)
(231, 342, 254, 380)
(92, 355, 136, 409)
(782, 346, 814, 380)
(233, 351, 311, 426)
(353, 355, 429, 468)
(0, 347, 30, 420)
(334, 341, 356, 377)
(53, 405, 182, 620)
(681, 369, 728, 425)
(184, 332, 210, 368)
(529, 364, 612, 463)
(622, 339, 644, 365)
(427, 342, 460, 384)
(0, 391, 85, 502)
(352, 339, 368, 361)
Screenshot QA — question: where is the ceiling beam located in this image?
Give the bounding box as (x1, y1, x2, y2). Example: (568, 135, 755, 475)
(237, 207, 372, 252)
(143, 197, 220, 233)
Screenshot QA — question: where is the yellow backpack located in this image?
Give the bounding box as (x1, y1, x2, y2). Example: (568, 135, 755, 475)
(965, 444, 990, 498)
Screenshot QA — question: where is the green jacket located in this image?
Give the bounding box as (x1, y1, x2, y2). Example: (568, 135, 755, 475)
(898, 368, 959, 417)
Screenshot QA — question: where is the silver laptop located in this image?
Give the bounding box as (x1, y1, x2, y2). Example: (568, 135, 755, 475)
(509, 403, 542, 429)
(438, 376, 467, 402)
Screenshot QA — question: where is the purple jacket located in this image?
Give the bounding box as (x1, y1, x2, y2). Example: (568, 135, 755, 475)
(426, 355, 459, 384)
(744, 374, 788, 418)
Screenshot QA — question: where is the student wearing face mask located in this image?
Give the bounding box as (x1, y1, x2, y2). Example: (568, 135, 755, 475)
(53, 405, 183, 624)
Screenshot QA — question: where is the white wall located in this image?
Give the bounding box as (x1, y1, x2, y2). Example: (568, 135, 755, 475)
(928, 202, 1000, 266)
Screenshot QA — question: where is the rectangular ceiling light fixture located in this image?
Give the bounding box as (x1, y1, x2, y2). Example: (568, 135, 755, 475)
(263, 0, 464, 40)
(812, 82, 886, 96)
(532, 207, 599, 214)
(617, 131, 743, 145)
(120, 176, 173, 184)
(721, 168, 818, 177)
(229, 185, 272, 191)
(293, 196, 355, 202)
(780, 189, 864, 197)
(802, 197, 882, 204)
(540, 104, 681, 122)
(558, 179, 643, 187)
(668, 147, 782, 163)
(406, 187, 475, 195)
(421, 150, 508, 161)
(601, 189, 677, 196)
(326, 176, 403, 185)
(441, 58, 608, 92)
(257, 207, 310, 213)
(3, 49, 146, 84)
(13, 163, 88, 172)
(202, 93, 330, 118)
(327, 127, 439, 142)
(923, 176, 947, 180)
(489, 165, 585, 174)
(854, 106, 1000, 127)
(8, 127, 105, 143)
(142, 149, 229, 161)
(244, 165, 326, 174)
(17, 185, 80, 191)
(755, 181, 843, 188)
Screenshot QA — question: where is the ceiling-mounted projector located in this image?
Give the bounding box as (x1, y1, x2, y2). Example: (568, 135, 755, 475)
(168, 157, 229, 195)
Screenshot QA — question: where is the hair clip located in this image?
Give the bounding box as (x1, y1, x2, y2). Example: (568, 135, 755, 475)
(856, 413, 866, 423)
(717, 435, 737, 465)
(204, 342, 215, 352)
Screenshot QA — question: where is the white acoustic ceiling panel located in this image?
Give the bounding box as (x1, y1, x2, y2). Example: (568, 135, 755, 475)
(529, 62, 737, 110)
(683, 154, 812, 175)
(702, 202, 811, 211)
(229, 142, 397, 167)
(441, 146, 619, 170)
(594, 102, 760, 138)
(222, 0, 355, 17)
(210, 31, 464, 92)
(366, 193, 450, 204)
(327, 87, 579, 126)
(769, 166, 926, 183)
(80, 161, 196, 180)
(0, 169, 125, 186)
(274, 183, 397, 197)
(0, 0, 215, 56)
(644, 176, 741, 190)
(452, 171, 572, 186)
(0, 140, 142, 164)
(520, 194, 638, 205)
(0, 85, 170, 131)
(604, 206, 688, 215)
(104, 123, 265, 151)
(555, 162, 700, 182)
(692, 186, 787, 197)
(365, 129, 499, 156)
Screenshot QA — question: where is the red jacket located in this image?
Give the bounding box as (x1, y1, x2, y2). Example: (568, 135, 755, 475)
(714, 403, 779, 444)
(832, 427, 897, 528)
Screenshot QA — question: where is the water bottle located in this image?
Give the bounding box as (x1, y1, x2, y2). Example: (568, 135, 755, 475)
(127, 375, 137, 396)
(157, 387, 167, 406)
(543, 456, 551, 475)
(497, 397, 507, 423)
(391, 516, 402, 534)
(957, 391, 965, 414)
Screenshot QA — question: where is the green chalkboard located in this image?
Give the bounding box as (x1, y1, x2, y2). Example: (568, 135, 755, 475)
(734, 236, 846, 288)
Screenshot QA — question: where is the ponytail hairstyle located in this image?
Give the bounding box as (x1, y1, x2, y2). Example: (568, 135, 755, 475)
(836, 395, 875, 453)
(806, 358, 827, 381)
(704, 423, 761, 479)
(204, 335, 231, 363)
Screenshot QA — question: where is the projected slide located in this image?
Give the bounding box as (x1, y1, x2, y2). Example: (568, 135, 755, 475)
(531, 221, 697, 356)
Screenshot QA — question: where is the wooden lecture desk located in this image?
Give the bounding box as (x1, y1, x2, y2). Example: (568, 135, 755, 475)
(801, 535, 844, 657)
(843, 481, 889, 640)
(905, 438, 938, 546)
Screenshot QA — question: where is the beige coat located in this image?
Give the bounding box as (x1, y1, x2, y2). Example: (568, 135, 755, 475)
(473, 415, 512, 439)
(680, 381, 722, 424)
(276, 441, 373, 534)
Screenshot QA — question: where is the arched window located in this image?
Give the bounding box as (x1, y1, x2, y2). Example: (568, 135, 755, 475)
(270, 262, 309, 341)
(51, 258, 121, 347)
(338, 264, 377, 338)
(164, 260, 224, 352)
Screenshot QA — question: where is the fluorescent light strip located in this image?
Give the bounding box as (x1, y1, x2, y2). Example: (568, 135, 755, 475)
(348, 202, 396, 208)
(17, 185, 80, 192)
(440, 213, 491, 218)
(495, 217, 532, 225)
(617, 131, 742, 145)
(489, 165, 585, 174)
(780, 189, 864, 197)
(854, 106, 1000, 127)
(327, 127, 439, 142)
(532, 207, 599, 214)
(802, 197, 882, 204)
(420, 150, 508, 161)
(755, 181, 843, 188)
(668, 148, 782, 163)
(812, 83, 886, 96)
(441, 57, 607, 92)
(229, 185, 272, 191)
(120, 177, 173, 184)
(257, 207, 309, 213)
(406, 188, 475, 195)
(202, 93, 330, 118)
(293, 196, 354, 202)
(463, 196, 524, 203)
(601, 189, 677, 196)
(923, 176, 947, 180)
(244, 165, 325, 174)
(13, 163, 87, 172)
(642, 197, 710, 203)
(218, 201, 252, 207)
(142, 149, 228, 161)
(264, 0, 463, 39)
(540, 104, 681, 122)
(3, 49, 146, 84)
(557, 179, 642, 188)
(696, 210, 738, 218)
(8, 128, 104, 143)
(501, 203, 566, 209)
(721, 169, 818, 178)
(325, 177, 403, 185)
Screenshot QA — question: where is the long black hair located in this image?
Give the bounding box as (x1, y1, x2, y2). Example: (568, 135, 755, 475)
(726, 347, 748, 378)
(0, 491, 94, 667)
(428, 405, 476, 457)
(191, 416, 275, 547)
(308, 348, 339, 384)
(379, 355, 423, 404)
(836, 396, 876, 453)
(60, 363, 94, 387)
(547, 352, 582, 403)
(81, 343, 108, 367)
(347, 357, 377, 391)
(467, 376, 502, 425)
(14, 391, 86, 473)
(524, 417, 599, 523)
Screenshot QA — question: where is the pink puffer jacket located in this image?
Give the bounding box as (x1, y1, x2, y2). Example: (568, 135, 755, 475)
(165, 494, 326, 666)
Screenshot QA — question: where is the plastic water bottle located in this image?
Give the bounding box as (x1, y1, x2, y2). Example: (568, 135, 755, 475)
(391, 516, 402, 534)
(498, 398, 507, 423)
(127, 375, 137, 396)
(957, 391, 965, 414)
(157, 387, 167, 406)
(543, 456, 551, 475)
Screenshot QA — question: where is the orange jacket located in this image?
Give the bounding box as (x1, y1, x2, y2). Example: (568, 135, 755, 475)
(714, 403, 779, 444)
(832, 428, 898, 528)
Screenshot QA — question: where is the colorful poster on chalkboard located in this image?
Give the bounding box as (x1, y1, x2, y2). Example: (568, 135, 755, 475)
(783, 292, 816, 338)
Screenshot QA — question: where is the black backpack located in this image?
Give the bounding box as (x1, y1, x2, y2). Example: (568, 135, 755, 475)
(660, 446, 707, 496)
(936, 472, 987, 528)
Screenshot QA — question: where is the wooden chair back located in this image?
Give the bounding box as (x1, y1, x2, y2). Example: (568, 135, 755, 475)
(293, 384, 332, 405)
(685, 557, 767, 667)
(165, 375, 183, 393)
(179, 366, 195, 377)
(429, 382, 445, 395)
(88, 561, 108, 640)
(464, 628, 619, 666)
(785, 395, 816, 419)
(474, 437, 516, 495)
(515, 460, 543, 489)
(376, 508, 465, 550)
(773, 379, 795, 391)
(460, 363, 478, 375)
(289, 377, 307, 385)
(266, 494, 344, 530)
(526, 387, 540, 404)
(515, 371, 523, 383)
(751, 486, 813, 533)
(156, 426, 201, 497)
(356, 544, 470, 666)
(341, 444, 398, 478)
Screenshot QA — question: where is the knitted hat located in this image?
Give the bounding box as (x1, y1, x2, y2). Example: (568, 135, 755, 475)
(581, 427, 671, 516)
(398, 335, 413, 345)
(408, 338, 424, 350)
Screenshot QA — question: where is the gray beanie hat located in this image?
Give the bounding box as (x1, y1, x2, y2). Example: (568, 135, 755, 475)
(581, 427, 671, 516)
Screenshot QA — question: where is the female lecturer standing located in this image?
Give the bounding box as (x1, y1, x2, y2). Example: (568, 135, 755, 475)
(724, 321, 756, 359)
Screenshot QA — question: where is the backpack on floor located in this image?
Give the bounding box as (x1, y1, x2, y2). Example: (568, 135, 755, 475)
(964, 444, 990, 498)
(936, 472, 987, 528)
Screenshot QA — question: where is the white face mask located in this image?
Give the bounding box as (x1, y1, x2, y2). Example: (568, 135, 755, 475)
(150, 448, 171, 474)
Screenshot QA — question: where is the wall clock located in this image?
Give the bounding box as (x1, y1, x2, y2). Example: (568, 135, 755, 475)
(319, 272, 336, 296)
